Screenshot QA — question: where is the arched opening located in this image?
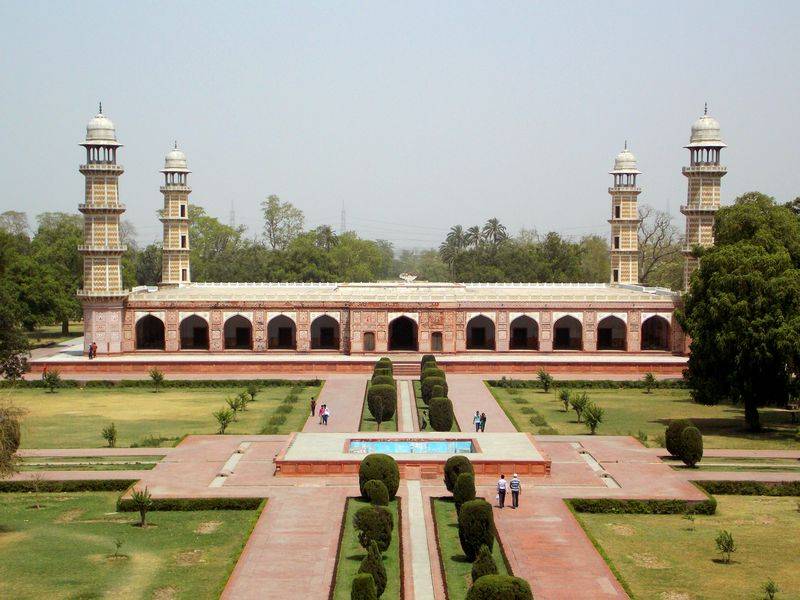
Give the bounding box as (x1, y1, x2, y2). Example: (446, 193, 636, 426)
(509, 316, 539, 350)
(268, 315, 297, 350)
(389, 316, 418, 351)
(431, 332, 443, 352)
(641, 316, 671, 351)
(466, 315, 495, 350)
(179, 315, 209, 350)
(311, 315, 340, 350)
(553, 316, 582, 350)
(363, 331, 375, 352)
(597, 316, 627, 351)
(135, 315, 165, 350)
(224, 315, 252, 350)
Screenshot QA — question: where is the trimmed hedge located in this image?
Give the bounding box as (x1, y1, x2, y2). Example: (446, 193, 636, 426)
(488, 377, 688, 390)
(421, 367, 445, 381)
(458, 499, 495, 561)
(679, 426, 703, 467)
(665, 419, 694, 457)
(371, 375, 394, 387)
(351, 573, 377, 600)
(364, 479, 389, 506)
(353, 505, 393, 552)
(429, 397, 454, 431)
(372, 368, 392, 379)
(466, 575, 533, 600)
(696, 480, 800, 496)
(359, 454, 400, 500)
(0, 479, 136, 493)
(444, 455, 474, 493)
(568, 496, 717, 515)
(471, 544, 499, 582)
(421, 377, 448, 403)
(421, 354, 435, 367)
(117, 496, 263, 512)
(0, 378, 322, 389)
(358, 540, 387, 597)
(453, 472, 476, 513)
(367, 384, 397, 425)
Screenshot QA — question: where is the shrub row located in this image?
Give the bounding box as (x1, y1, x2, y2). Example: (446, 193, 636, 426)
(568, 496, 717, 515)
(488, 377, 688, 389)
(0, 479, 137, 493)
(359, 453, 400, 500)
(0, 378, 322, 389)
(117, 496, 263, 512)
(695, 480, 800, 496)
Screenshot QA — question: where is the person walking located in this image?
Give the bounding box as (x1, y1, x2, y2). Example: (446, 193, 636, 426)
(480, 412, 487, 432)
(510, 473, 521, 509)
(322, 405, 330, 426)
(496, 474, 507, 508)
(318, 403, 325, 425)
(473, 411, 481, 432)
(310, 397, 317, 418)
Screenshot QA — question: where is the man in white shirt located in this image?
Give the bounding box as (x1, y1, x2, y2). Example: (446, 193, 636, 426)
(497, 474, 507, 508)
(510, 473, 521, 509)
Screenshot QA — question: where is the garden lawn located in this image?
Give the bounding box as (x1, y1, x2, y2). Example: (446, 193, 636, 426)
(331, 498, 401, 600)
(0, 491, 261, 600)
(432, 498, 509, 598)
(489, 385, 800, 449)
(5, 383, 321, 448)
(574, 495, 800, 600)
(20, 455, 164, 471)
(414, 381, 459, 432)
(360, 380, 398, 432)
(23, 321, 83, 349)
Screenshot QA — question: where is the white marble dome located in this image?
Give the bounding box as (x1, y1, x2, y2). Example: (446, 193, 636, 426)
(164, 145, 188, 171)
(85, 112, 118, 144)
(688, 113, 725, 147)
(613, 147, 638, 171)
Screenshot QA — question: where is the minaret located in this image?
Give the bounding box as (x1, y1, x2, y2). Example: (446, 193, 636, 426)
(680, 105, 726, 289)
(78, 105, 126, 298)
(159, 143, 191, 285)
(608, 143, 641, 284)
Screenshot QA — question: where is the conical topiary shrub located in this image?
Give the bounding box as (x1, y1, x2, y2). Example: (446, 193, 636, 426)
(358, 540, 387, 597)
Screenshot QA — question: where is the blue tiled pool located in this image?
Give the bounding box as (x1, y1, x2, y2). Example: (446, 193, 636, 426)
(348, 439, 474, 455)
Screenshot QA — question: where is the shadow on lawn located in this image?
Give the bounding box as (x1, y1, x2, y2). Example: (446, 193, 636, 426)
(653, 409, 798, 443)
(446, 522, 471, 563)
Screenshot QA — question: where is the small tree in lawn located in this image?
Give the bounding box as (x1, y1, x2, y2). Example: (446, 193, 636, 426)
(570, 393, 588, 422)
(643, 372, 656, 394)
(715, 530, 736, 563)
(131, 487, 153, 527)
(246, 383, 259, 401)
(558, 389, 571, 412)
(537, 368, 553, 393)
(214, 408, 235, 434)
(236, 391, 250, 412)
(102, 422, 117, 448)
(762, 579, 779, 600)
(149, 368, 165, 393)
(225, 397, 240, 420)
(679, 426, 703, 467)
(583, 402, 604, 434)
(42, 369, 62, 393)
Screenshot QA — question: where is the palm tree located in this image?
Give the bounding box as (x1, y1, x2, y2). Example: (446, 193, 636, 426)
(482, 218, 508, 249)
(465, 226, 482, 250)
(445, 225, 467, 252)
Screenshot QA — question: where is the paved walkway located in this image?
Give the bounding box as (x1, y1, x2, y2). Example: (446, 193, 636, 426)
(398, 380, 414, 432)
(446, 374, 516, 432)
(302, 375, 368, 432)
(406, 480, 435, 600)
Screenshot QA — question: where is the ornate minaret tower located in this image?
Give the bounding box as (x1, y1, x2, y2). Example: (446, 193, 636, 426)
(77, 105, 127, 354)
(159, 143, 191, 286)
(681, 105, 726, 289)
(608, 143, 641, 284)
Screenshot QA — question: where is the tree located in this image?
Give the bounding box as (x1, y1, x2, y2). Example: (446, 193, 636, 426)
(246, 383, 259, 401)
(351, 573, 377, 600)
(679, 426, 703, 467)
(570, 392, 588, 422)
(0, 404, 25, 478)
(364, 479, 389, 506)
(444, 455, 474, 493)
(458, 499, 495, 561)
(428, 397, 453, 431)
(537, 369, 553, 393)
(465, 226, 482, 250)
(0, 283, 29, 380)
(133, 243, 162, 286)
(665, 419, 694, 457)
(149, 368, 165, 392)
(715, 530, 736, 564)
(453, 472, 476, 513)
(358, 541, 387, 597)
(261, 195, 305, 250)
(583, 402, 604, 434)
(353, 505, 393, 552)
(367, 384, 397, 431)
(130, 487, 153, 527)
(558, 389, 571, 412)
(643, 372, 656, 394)
(579, 234, 610, 282)
(638, 205, 683, 289)
(0, 211, 29, 237)
(471, 545, 498, 583)
(678, 193, 800, 431)
(466, 575, 533, 600)
(102, 423, 117, 448)
(481, 218, 508, 249)
(42, 369, 62, 393)
(359, 454, 400, 500)
(213, 408, 235, 434)
(762, 579, 779, 600)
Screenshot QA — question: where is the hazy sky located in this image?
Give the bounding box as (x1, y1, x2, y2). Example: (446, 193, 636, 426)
(1, 1, 799, 249)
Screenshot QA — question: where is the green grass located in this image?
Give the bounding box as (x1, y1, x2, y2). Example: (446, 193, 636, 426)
(19, 455, 164, 471)
(414, 381, 459, 432)
(431, 498, 509, 598)
(489, 385, 800, 449)
(23, 322, 84, 349)
(574, 495, 800, 599)
(360, 381, 398, 432)
(331, 498, 401, 600)
(5, 384, 321, 448)
(0, 491, 261, 599)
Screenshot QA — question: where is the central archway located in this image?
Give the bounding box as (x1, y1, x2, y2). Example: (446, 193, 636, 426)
(553, 316, 582, 350)
(466, 315, 496, 350)
(224, 315, 253, 350)
(268, 315, 297, 350)
(597, 316, 626, 351)
(389, 316, 418, 351)
(641, 316, 671, 351)
(310, 315, 340, 350)
(136, 315, 165, 350)
(509, 316, 539, 350)
(179, 315, 209, 350)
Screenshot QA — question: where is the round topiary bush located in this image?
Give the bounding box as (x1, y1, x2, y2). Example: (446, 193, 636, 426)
(431, 384, 444, 398)
(359, 454, 400, 499)
(421, 377, 448, 404)
(367, 384, 397, 427)
(358, 540, 387, 597)
(371, 375, 394, 387)
(444, 455, 474, 492)
(679, 426, 703, 467)
(420, 354, 435, 368)
(376, 358, 392, 372)
(429, 397, 454, 431)
(351, 573, 377, 600)
(453, 472, 476, 513)
(470, 544, 498, 583)
(458, 499, 495, 561)
(421, 367, 445, 381)
(353, 505, 393, 551)
(364, 479, 389, 506)
(372, 368, 392, 379)
(665, 419, 694, 456)
(466, 575, 533, 600)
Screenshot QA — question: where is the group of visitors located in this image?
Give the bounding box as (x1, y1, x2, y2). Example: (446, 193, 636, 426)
(496, 473, 522, 509)
(87, 341, 98, 359)
(472, 410, 487, 432)
(310, 397, 331, 426)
